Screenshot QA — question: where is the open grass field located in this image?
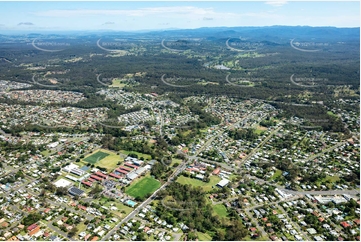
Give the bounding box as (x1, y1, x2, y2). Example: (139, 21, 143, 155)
(323, 175, 340, 183)
(176, 175, 221, 192)
(126, 175, 161, 199)
(82, 149, 120, 171)
(213, 204, 228, 218)
(110, 78, 126, 88)
(197, 232, 212, 241)
(120, 150, 152, 160)
(96, 197, 133, 218)
(40, 150, 51, 157)
(255, 125, 267, 135)
(243, 235, 270, 241)
(317, 175, 340, 188)
(170, 158, 182, 167)
(84, 151, 110, 164)
(108, 202, 133, 218)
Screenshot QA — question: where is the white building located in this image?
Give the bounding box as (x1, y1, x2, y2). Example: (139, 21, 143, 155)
(217, 179, 230, 188)
(54, 178, 72, 188)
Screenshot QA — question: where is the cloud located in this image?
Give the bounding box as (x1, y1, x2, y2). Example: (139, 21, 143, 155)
(102, 21, 115, 25)
(203, 17, 214, 21)
(17, 22, 34, 26)
(32, 6, 236, 18)
(265, 1, 288, 7)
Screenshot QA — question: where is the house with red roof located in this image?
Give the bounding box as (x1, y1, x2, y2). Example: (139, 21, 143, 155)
(340, 221, 351, 228)
(78, 205, 87, 211)
(119, 166, 132, 172)
(82, 181, 93, 187)
(110, 173, 122, 179)
(212, 168, 221, 175)
(90, 175, 103, 181)
(95, 171, 108, 179)
(27, 223, 38, 232)
(116, 168, 128, 175)
(249, 227, 257, 232)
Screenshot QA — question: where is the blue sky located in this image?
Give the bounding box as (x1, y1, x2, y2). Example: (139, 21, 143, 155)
(0, 1, 359, 31)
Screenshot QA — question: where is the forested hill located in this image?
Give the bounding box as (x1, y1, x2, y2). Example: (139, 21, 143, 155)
(0, 25, 359, 41)
(148, 26, 360, 42)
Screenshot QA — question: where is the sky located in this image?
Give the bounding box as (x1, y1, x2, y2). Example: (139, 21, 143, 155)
(0, 1, 359, 32)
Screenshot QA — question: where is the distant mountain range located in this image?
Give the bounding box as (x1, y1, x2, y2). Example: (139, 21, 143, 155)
(0, 26, 359, 43)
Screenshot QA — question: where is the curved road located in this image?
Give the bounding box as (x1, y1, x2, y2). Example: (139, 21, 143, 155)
(160, 74, 193, 88)
(290, 38, 320, 52)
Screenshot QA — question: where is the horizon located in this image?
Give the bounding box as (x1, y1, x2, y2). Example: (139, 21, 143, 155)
(0, 1, 359, 32)
(0, 25, 360, 35)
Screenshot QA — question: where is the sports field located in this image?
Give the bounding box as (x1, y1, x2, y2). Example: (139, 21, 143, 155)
(84, 151, 110, 164)
(82, 149, 121, 171)
(125, 176, 161, 199)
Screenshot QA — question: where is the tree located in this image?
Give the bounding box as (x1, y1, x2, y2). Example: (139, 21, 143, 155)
(68, 227, 79, 238)
(137, 232, 147, 241)
(55, 187, 68, 196)
(22, 213, 42, 226)
(213, 229, 225, 241)
(89, 183, 102, 195)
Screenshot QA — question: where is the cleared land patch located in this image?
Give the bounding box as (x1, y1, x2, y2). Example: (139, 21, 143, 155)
(197, 232, 212, 241)
(213, 204, 228, 218)
(176, 175, 221, 192)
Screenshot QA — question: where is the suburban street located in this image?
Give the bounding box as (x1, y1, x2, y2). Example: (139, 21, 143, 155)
(101, 160, 188, 241)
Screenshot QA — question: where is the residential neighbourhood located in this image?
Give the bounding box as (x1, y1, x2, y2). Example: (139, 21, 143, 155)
(0, 82, 358, 241)
(0, 17, 359, 242)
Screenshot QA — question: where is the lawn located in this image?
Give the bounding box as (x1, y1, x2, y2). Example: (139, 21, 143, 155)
(327, 111, 338, 117)
(40, 150, 51, 157)
(110, 78, 126, 88)
(213, 204, 228, 218)
(199, 128, 209, 133)
(323, 175, 340, 183)
(108, 202, 133, 218)
(317, 175, 340, 187)
(76, 222, 87, 236)
(170, 158, 182, 167)
(126, 175, 161, 199)
(120, 150, 152, 160)
(176, 175, 221, 192)
(243, 235, 270, 241)
(181, 130, 192, 136)
(255, 125, 267, 135)
(197, 232, 212, 241)
(97, 197, 134, 218)
(271, 169, 282, 180)
(84, 151, 110, 164)
(82, 149, 120, 171)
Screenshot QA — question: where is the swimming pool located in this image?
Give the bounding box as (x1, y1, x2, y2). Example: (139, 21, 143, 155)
(125, 199, 137, 207)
